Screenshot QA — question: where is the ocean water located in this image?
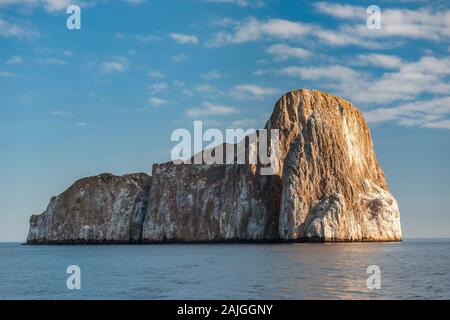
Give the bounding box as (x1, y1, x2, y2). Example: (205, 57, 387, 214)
(0, 239, 449, 300)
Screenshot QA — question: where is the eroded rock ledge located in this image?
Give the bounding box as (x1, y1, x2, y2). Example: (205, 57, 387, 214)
(27, 89, 402, 244)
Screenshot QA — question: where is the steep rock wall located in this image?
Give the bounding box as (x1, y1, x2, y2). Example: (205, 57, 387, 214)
(27, 173, 151, 243)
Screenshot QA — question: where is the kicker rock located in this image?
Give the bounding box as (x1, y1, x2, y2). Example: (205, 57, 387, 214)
(266, 89, 401, 241)
(27, 173, 151, 243)
(27, 89, 402, 243)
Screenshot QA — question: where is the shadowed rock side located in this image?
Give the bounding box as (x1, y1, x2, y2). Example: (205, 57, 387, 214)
(27, 173, 152, 243)
(26, 89, 401, 243)
(142, 162, 281, 242)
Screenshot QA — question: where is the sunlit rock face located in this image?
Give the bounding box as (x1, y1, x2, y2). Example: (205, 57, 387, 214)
(26, 173, 151, 243)
(266, 90, 402, 241)
(27, 89, 401, 243)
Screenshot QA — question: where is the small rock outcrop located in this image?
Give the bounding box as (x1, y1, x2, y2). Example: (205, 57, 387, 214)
(26, 89, 402, 243)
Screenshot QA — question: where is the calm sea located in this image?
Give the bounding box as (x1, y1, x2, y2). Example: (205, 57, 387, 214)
(0, 239, 449, 299)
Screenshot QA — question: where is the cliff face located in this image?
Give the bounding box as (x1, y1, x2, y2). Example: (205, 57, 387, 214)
(266, 90, 401, 241)
(26, 89, 402, 243)
(27, 173, 151, 243)
(141, 162, 280, 242)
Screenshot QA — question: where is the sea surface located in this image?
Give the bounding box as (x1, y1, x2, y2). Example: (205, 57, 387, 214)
(0, 239, 449, 299)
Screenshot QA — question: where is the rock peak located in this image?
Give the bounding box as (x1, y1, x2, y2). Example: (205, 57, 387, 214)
(265, 89, 400, 240)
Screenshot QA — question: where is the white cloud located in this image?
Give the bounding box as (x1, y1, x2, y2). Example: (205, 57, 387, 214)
(210, 16, 382, 49)
(182, 89, 194, 97)
(364, 96, 450, 130)
(42, 58, 67, 65)
(201, 70, 222, 80)
(209, 16, 382, 49)
(313, 28, 383, 49)
(148, 82, 168, 94)
(115, 32, 160, 43)
(280, 65, 359, 82)
(229, 118, 259, 128)
(148, 97, 169, 106)
(423, 120, 450, 129)
(356, 53, 403, 69)
(5, 56, 24, 65)
(101, 57, 127, 73)
(0, 0, 93, 12)
(148, 71, 164, 78)
(267, 44, 311, 61)
(232, 84, 278, 99)
(123, 0, 145, 5)
(172, 54, 188, 63)
(172, 79, 185, 86)
(194, 84, 223, 95)
(314, 2, 450, 42)
(172, 80, 194, 96)
(0, 18, 39, 40)
(42, 0, 71, 12)
(211, 17, 313, 46)
(313, 2, 364, 19)
(50, 110, 71, 117)
(205, 0, 264, 7)
(0, 0, 34, 5)
(352, 56, 450, 104)
(253, 69, 266, 76)
(0, 71, 16, 77)
(133, 34, 161, 43)
(211, 5, 450, 49)
(186, 102, 239, 118)
(169, 33, 199, 44)
(102, 62, 124, 72)
(213, 17, 240, 28)
(280, 56, 450, 106)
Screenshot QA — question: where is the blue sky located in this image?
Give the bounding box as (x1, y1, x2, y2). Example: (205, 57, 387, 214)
(0, 0, 449, 241)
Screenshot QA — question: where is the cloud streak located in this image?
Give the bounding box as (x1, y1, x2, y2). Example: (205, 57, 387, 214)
(211, 17, 314, 46)
(314, 2, 450, 42)
(280, 55, 450, 106)
(211, 3, 450, 50)
(5, 56, 24, 65)
(186, 102, 239, 118)
(267, 44, 311, 61)
(170, 33, 199, 44)
(356, 53, 403, 69)
(205, 0, 264, 8)
(0, 18, 39, 40)
(232, 84, 279, 99)
(148, 97, 169, 106)
(364, 96, 450, 129)
(101, 57, 127, 73)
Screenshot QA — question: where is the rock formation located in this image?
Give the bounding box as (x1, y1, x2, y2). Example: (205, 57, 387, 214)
(27, 173, 151, 243)
(266, 90, 401, 241)
(27, 89, 402, 243)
